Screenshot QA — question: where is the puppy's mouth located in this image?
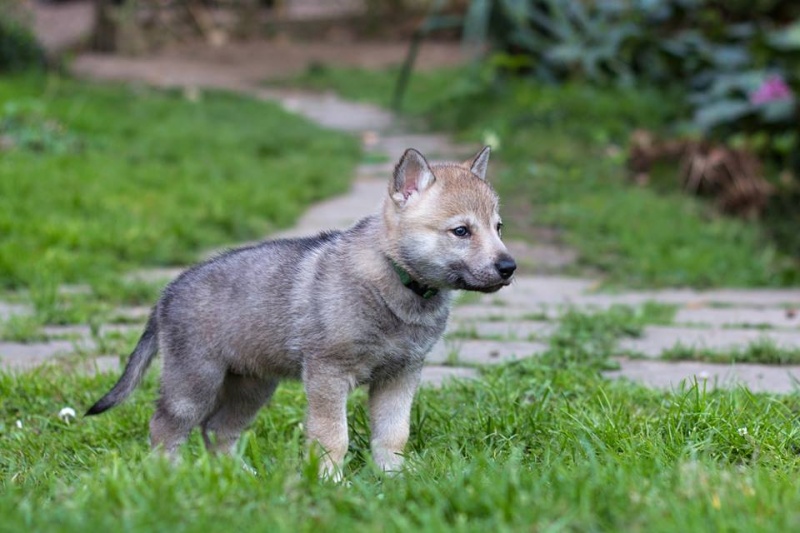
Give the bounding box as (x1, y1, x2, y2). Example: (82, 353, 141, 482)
(453, 276, 513, 293)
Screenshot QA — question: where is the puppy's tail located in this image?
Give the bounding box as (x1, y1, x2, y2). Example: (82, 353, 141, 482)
(86, 312, 159, 416)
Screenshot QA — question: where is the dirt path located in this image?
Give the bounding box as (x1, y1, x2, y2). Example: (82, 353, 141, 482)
(3, 12, 800, 392)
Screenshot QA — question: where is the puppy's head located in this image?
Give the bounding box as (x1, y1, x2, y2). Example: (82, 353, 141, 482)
(384, 146, 516, 293)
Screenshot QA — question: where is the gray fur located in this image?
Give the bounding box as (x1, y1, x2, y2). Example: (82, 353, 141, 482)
(87, 147, 514, 478)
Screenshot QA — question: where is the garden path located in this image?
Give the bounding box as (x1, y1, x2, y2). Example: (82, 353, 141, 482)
(3, 17, 800, 393)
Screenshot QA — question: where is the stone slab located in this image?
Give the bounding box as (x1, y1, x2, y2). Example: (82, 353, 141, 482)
(42, 323, 143, 339)
(605, 358, 800, 394)
(420, 366, 479, 387)
(0, 302, 32, 321)
(356, 162, 395, 178)
(486, 276, 599, 308)
(90, 355, 122, 374)
(619, 326, 800, 358)
(428, 339, 547, 365)
(0, 340, 91, 370)
(266, 91, 395, 133)
(271, 178, 386, 238)
(109, 306, 152, 323)
(674, 307, 800, 329)
(446, 320, 555, 342)
(369, 133, 475, 161)
(581, 288, 800, 309)
(126, 267, 184, 285)
(450, 305, 556, 323)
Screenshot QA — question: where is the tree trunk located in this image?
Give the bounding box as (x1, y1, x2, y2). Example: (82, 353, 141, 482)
(92, 0, 119, 52)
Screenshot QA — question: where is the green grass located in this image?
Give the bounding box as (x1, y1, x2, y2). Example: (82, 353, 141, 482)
(281, 65, 799, 287)
(3, 307, 800, 530)
(0, 314, 46, 343)
(0, 74, 360, 299)
(276, 64, 465, 116)
(662, 338, 800, 365)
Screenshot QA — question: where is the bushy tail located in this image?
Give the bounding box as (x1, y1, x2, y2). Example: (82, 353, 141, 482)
(86, 313, 159, 416)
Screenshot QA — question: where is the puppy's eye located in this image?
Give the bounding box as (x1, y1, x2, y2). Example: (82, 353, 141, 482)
(497, 222, 503, 236)
(452, 226, 470, 238)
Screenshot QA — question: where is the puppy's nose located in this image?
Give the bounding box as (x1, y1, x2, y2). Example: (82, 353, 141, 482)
(495, 257, 517, 280)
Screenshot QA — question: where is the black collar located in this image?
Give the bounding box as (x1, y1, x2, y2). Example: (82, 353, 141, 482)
(389, 259, 439, 300)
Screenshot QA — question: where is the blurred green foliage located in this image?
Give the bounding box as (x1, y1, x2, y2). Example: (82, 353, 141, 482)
(0, 11, 44, 72)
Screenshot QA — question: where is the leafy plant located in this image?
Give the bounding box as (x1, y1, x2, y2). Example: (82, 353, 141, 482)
(0, 11, 44, 72)
(0, 100, 83, 154)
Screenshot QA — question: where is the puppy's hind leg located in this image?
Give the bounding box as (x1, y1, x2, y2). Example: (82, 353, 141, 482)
(149, 358, 226, 458)
(202, 374, 279, 455)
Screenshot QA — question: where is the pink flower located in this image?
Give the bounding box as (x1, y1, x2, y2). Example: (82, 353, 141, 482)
(750, 75, 794, 105)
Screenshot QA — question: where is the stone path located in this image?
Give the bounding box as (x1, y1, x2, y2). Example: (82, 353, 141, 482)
(2, 19, 800, 393)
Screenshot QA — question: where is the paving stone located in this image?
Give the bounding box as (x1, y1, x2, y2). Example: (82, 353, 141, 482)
(88, 355, 122, 374)
(356, 161, 395, 178)
(0, 301, 32, 321)
(272, 178, 386, 238)
(697, 288, 800, 308)
(674, 307, 800, 329)
(486, 276, 600, 308)
(427, 339, 547, 365)
(0, 340, 93, 370)
(420, 366, 479, 387)
(41, 325, 92, 338)
(506, 240, 579, 274)
(446, 320, 556, 342)
(109, 306, 152, 322)
(126, 267, 183, 285)
(580, 288, 800, 309)
(42, 323, 143, 339)
(619, 326, 800, 358)
(450, 305, 556, 323)
(605, 358, 800, 394)
(57, 284, 92, 296)
(263, 90, 395, 132)
(369, 133, 475, 161)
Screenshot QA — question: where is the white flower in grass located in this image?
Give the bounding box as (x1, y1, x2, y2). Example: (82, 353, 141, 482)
(15, 419, 22, 429)
(738, 427, 748, 437)
(59, 407, 76, 423)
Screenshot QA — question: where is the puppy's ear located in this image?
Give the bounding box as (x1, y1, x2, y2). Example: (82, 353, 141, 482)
(392, 148, 435, 205)
(465, 146, 491, 181)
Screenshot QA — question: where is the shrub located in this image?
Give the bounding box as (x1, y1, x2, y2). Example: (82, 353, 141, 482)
(0, 11, 44, 72)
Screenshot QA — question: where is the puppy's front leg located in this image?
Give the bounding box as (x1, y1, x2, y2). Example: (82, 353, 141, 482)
(369, 366, 421, 473)
(304, 366, 351, 481)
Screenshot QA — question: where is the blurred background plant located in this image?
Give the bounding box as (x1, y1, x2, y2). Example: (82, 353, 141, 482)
(0, 0, 44, 72)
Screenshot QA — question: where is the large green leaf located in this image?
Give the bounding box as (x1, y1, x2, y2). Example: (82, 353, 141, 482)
(757, 99, 796, 123)
(692, 98, 753, 131)
(768, 20, 800, 51)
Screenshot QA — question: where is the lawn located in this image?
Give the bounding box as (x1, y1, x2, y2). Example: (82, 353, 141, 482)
(284, 65, 798, 287)
(2, 307, 800, 531)
(0, 74, 360, 298)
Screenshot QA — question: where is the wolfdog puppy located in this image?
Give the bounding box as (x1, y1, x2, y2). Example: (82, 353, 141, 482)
(87, 146, 516, 478)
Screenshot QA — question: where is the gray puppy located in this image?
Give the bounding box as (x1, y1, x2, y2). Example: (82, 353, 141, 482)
(87, 146, 515, 478)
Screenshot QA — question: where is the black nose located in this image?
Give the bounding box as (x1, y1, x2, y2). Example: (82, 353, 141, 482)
(495, 257, 517, 280)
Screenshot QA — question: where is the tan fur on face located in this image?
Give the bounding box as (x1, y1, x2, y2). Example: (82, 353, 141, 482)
(426, 163, 500, 222)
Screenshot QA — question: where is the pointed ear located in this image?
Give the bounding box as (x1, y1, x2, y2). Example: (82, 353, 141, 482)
(392, 148, 435, 203)
(466, 146, 491, 180)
